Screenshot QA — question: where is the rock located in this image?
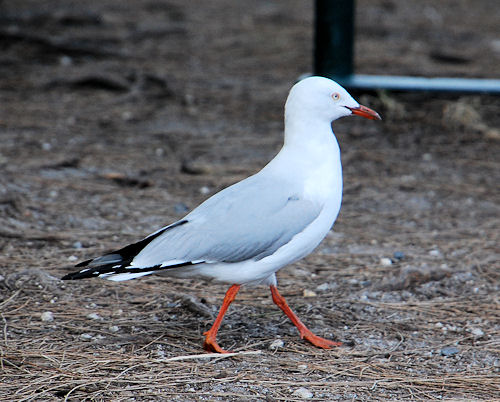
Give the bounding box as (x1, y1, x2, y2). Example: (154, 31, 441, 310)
(377, 264, 451, 291)
(297, 364, 308, 372)
(269, 339, 284, 350)
(173, 202, 189, 214)
(429, 249, 441, 257)
(316, 283, 330, 291)
(73, 241, 83, 249)
(87, 313, 101, 320)
(109, 325, 119, 333)
(6, 269, 61, 293)
(41, 311, 54, 322)
(380, 257, 393, 266)
(470, 328, 484, 337)
(393, 251, 405, 260)
(179, 294, 214, 319)
(292, 387, 313, 399)
(440, 346, 459, 356)
(80, 333, 93, 341)
(303, 289, 317, 297)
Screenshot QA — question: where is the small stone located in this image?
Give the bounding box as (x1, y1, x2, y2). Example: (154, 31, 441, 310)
(297, 364, 308, 372)
(80, 333, 93, 341)
(303, 289, 317, 297)
(59, 55, 73, 66)
(67, 255, 78, 261)
(440, 346, 459, 356)
(109, 325, 119, 333)
(121, 111, 132, 121)
(380, 257, 393, 266)
(87, 313, 101, 320)
(292, 387, 313, 399)
(429, 249, 441, 257)
(422, 153, 432, 161)
(269, 339, 284, 350)
(156, 346, 166, 359)
(316, 283, 330, 291)
(73, 241, 83, 249)
(41, 311, 54, 322)
(174, 202, 189, 214)
(470, 328, 484, 337)
(393, 251, 405, 260)
(199, 186, 210, 195)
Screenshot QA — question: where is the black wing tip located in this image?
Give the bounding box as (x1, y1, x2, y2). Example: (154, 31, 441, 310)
(61, 272, 79, 280)
(75, 258, 93, 268)
(61, 269, 98, 280)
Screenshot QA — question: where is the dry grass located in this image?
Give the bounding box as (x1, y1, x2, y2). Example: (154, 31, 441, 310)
(1, 261, 499, 400)
(1, 0, 499, 400)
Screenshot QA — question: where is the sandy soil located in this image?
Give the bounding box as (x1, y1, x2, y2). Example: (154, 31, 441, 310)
(0, 0, 499, 400)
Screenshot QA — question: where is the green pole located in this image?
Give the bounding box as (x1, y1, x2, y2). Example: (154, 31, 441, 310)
(314, 0, 355, 78)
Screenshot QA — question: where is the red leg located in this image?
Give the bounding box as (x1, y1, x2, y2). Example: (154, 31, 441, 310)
(203, 284, 241, 353)
(270, 285, 341, 349)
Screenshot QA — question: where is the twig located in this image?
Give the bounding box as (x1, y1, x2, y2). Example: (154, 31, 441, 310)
(163, 350, 261, 362)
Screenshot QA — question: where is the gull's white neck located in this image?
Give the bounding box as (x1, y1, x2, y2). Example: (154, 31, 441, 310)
(263, 115, 343, 205)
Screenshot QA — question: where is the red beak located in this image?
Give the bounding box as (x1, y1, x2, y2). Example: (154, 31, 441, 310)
(346, 105, 382, 120)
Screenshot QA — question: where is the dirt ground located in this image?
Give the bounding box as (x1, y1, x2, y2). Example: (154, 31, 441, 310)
(1, 0, 499, 400)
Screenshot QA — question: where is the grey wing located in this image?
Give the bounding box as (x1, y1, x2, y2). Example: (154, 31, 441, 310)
(131, 174, 321, 267)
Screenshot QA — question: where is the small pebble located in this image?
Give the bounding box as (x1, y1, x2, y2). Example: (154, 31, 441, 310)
(269, 339, 284, 350)
(440, 346, 459, 356)
(87, 313, 101, 320)
(73, 241, 83, 249)
(67, 255, 78, 262)
(121, 111, 133, 121)
(292, 387, 313, 399)
(380, 257, 393, 266)
(80, 333, 93, 341)
(297, 364, 308, 372)
(59, 55, 73, 66)
(470, 328, 484, 337)
(199, 186, 210, 195)
(316, 283, 330, 291)
(109, 325, 119, 333)
(303, 289, 317, 297)
(174, 202, 189, 214)
(393, 251, 405, 260)
(429, 249, 441, 257)
(41, 311, 54, 322)
(156, 347, 166, 359)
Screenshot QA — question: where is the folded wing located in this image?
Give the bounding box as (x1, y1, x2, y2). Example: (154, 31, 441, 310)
(63, 174, 321, 281)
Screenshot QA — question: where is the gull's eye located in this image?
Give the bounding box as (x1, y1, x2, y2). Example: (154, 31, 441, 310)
(332, 92, 340, 101)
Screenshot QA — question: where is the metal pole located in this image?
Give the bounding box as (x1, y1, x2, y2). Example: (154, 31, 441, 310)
(314, 0, 354, 78)
(313, 0, 500, 93)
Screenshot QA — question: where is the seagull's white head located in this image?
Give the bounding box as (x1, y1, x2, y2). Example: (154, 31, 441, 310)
(285, 76, 381, 124)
